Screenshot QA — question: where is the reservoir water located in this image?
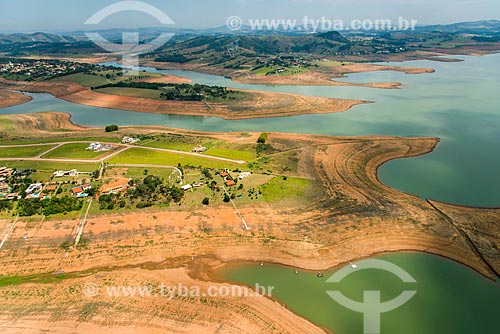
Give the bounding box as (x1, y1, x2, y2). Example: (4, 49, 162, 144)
(214, 253, 500, 334)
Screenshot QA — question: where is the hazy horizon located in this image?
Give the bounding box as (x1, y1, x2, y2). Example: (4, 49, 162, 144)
(0, 0, 499, 34)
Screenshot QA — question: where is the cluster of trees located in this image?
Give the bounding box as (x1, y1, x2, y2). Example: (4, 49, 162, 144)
(0, 201, 13, 212)
(16, 196, 83, 216)
(98, 193, 126, 210)
(98, 175, 184, 210)
(94, 81, 235, 102)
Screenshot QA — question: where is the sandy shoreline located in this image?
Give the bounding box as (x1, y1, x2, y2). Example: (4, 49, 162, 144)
(145, 60, 435, 88)
(0, 89, 32, 108)
(0, 79, 366, 119)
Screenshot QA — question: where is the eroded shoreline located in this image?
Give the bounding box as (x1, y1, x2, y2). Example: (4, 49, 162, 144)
(0, 89, 32, 108)
(0, 79, 366, 119)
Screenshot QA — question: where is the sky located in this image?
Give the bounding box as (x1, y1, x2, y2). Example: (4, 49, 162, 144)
(0, 0, 499, 33)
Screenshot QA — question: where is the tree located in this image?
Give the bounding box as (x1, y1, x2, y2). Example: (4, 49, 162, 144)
(257, 133, 268, 144)
(105, 124, 119, 132)
(202, 197, 210, 205)
(223, 194, 230, 203)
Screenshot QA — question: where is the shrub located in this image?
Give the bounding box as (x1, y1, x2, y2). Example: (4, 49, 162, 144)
(202, 197, 209, 205)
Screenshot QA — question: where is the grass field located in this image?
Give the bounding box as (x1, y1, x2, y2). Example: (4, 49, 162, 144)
(141, 141, 196, 152)
(0, 116, 16, 131)
(0, 134, 123, 145)
(107, 148, 241, 169)
(0, 161, 98, 172)
(51, 70, 164, 88)
(96, 87, 162, 99)
(51, 73, 110, 87)
(314, 60, 351, 68)
(0, 145, 57, 158)
(142, 139, 256, 161)
(204, 147, 256, 161)
(42, 143, 111, 159)
(112, 167, 174, 180)
(259, 176, 317, 203)
(252, 66, 308, 76)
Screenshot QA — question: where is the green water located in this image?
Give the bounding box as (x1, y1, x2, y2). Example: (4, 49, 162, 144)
(1, 54, 499, 206)
(215, 253, 500, 334)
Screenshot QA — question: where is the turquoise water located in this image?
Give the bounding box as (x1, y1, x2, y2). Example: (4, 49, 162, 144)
(215, 253, 500, 334)
(1, 54, 499, 206)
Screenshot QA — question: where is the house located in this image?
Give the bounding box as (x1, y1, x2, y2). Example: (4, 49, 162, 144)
(0, 182, 10, 193)
(238, 172, 252, 180)
(181, 184, 193, 191)
(53, 170, 65, 177)
(99, 180, 130, 195)
(225, 180, 236, 187)
(71, 186, 88, 197)
(6, 193, 18, 201)
(0, 167, 13, 178)
(192, 146, 207, 153)
(220, 171, 229, 178)
(86, 142, 102, 151)
(122, 136, 141, 144)
(53, 169, 78, 177)
(26, 183, 43, 194)
(43, 185, 58, 192)
(82, 183, 92, 191)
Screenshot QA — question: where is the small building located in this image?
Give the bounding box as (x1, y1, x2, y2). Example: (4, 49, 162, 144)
(192, 146, 207, 153)
(82, 183, 92, 191)
(44, 185, 58, 192)
(0, 182, 10, 193)
(6, 193, 18, 201)
(0, 167, 13, 178)
(220, 171, 229, 178)
(238, 172, 252, 180)
(122, 136, 141, 144)
(181, 184, 193, 191)
(53, 170, 65, 177)
(99, 180, 130, 195)
(53, 169, 78, 177)
(86, 142, 102, 151)
(192, 182, 204, 188)
(71, 186, 88, 197)
(26, 183, 43, 194)
(225, 180, 236, 187)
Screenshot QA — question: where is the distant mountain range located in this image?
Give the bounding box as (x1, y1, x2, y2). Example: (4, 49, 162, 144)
(1, 20, 499, 46)
(0, 32, 80, 44)
(415, 20, 500, 34)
